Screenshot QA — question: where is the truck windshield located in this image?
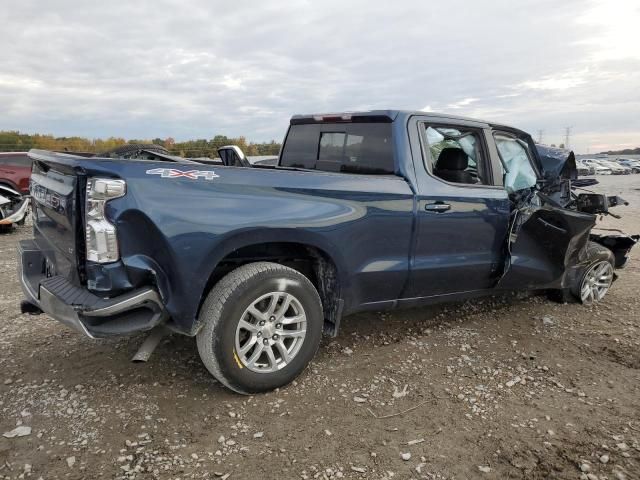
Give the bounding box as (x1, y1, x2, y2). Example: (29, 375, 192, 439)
(280, 123, 394, 174)
(494, 134, 538, 193)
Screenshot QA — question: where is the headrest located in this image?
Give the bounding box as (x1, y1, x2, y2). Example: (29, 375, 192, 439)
(436, 148, 468, 171)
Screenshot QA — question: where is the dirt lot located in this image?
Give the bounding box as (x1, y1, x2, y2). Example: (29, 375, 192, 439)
(1, 175, 639, 480)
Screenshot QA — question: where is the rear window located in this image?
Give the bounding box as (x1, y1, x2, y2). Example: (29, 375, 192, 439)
(280, 123, 394, 174)
(0, 154, 31, 167)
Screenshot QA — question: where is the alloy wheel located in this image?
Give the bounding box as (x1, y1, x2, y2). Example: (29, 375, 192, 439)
(580, 261, 614, 303)
(234, 292, 307, 373)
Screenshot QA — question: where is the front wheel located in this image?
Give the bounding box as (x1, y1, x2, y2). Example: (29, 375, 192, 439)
(571, 242, 615, 304)
(196, 262, 323, 394)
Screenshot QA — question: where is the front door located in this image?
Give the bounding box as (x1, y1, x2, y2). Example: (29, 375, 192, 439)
(403, 119, 511, 298)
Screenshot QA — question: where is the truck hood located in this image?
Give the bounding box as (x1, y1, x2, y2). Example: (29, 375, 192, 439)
(534, 144, 579, 207)
(535, 144, 577, 181)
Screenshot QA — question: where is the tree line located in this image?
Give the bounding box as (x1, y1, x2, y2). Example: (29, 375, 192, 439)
(0, 131, 282, 158)
(600, 147, 640, 155)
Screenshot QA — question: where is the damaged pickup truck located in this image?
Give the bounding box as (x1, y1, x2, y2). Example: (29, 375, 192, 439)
(19, 110, 638, 394)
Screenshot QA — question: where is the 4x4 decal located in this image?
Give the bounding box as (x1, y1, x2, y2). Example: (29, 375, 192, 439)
(146, 168, 219, 180)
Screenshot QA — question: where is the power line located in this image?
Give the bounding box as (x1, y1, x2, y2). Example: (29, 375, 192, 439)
(537, 129, 543, 144)
(564, 126, 573, 149)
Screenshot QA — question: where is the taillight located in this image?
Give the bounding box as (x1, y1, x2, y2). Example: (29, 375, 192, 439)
(312, 114, 353, 122)
(85, 178, 126, 263)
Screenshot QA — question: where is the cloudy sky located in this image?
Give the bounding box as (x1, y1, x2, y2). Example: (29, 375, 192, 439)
(1, 0, 639, 153)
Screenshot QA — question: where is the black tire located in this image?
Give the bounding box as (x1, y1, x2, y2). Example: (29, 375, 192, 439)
(569, 241, 615, 303)
(196, 262, 323, 394)
(99, 143, 169, 158)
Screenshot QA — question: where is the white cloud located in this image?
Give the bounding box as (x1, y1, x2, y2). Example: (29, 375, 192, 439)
(575, 0, 640, 61)
(519, 76, 586, 91)
(447, 98, 480, 109)
(0, 0, 638, 152)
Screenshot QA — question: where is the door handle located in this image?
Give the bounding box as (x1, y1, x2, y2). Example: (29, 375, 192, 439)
(425, 202, 451, 212)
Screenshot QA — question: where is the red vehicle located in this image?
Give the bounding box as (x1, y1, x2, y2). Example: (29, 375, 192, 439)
(0, 152, 31, 229)
(0, 152, 32, 193)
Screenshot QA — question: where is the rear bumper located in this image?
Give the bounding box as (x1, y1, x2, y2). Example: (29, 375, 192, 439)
(18, 239, 168, 338)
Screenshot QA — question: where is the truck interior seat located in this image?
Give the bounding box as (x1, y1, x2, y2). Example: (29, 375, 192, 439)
(434, 148, 476, 184)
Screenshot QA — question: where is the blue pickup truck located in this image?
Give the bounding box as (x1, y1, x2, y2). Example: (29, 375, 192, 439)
(19, 110, 637, 394)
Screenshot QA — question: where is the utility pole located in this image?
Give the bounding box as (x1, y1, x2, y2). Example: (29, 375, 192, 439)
(564, 126, 573, 149)
(537, 130, 543, 144)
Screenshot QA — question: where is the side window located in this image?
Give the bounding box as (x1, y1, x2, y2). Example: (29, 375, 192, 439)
(493, 134, 537, 193)
(280, 124, 319, 169)
(422, 125, 489, 185)
(280, 123, 394, 174)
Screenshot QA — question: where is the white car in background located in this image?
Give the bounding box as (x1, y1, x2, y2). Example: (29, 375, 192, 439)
(582, 159, 612, 175)
(576, 160, 593, 176)
(617, 159, 640, 173)
(598, 160, 631, 175)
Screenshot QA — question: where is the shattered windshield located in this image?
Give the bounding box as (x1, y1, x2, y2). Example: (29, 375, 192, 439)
(494, 134, 538, 194)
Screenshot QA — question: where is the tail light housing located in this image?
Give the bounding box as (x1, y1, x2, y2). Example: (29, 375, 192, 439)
(85, 178, 126, 263)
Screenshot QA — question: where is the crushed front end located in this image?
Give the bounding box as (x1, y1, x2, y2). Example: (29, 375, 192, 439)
(496, 144, 638, 300)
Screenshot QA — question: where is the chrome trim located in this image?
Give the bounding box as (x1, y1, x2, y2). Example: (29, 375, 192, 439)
(81, 289, 163, 317)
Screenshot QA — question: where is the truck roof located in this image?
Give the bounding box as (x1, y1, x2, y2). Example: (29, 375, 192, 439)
(290, 110, 528, 136)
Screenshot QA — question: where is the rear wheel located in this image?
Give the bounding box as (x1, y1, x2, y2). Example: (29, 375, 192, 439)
(196, 262, 323, 394)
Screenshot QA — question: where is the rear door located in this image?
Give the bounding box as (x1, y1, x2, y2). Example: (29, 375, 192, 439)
(403, 116, 510, 298)
(279, 118, 415, 309)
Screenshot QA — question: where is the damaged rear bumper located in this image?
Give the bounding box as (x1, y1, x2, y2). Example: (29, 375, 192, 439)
(18, 239, 168, 338)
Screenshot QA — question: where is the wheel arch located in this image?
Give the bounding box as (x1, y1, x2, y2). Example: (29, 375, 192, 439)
(194, 230, 347, 336)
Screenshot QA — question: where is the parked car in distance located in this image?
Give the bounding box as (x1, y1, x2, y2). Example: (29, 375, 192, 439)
(576, 160, 593, 176)
(0, 152, 32, 194)
(599, 160, 631, 175)
(617, 159, 640, 173)
(582, 158, 612, 175)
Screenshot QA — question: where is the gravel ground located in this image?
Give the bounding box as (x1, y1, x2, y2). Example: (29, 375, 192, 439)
(1, 175, 639, 480)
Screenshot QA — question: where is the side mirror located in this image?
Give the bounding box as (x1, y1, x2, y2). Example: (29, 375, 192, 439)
(217, 145, 251, 168)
